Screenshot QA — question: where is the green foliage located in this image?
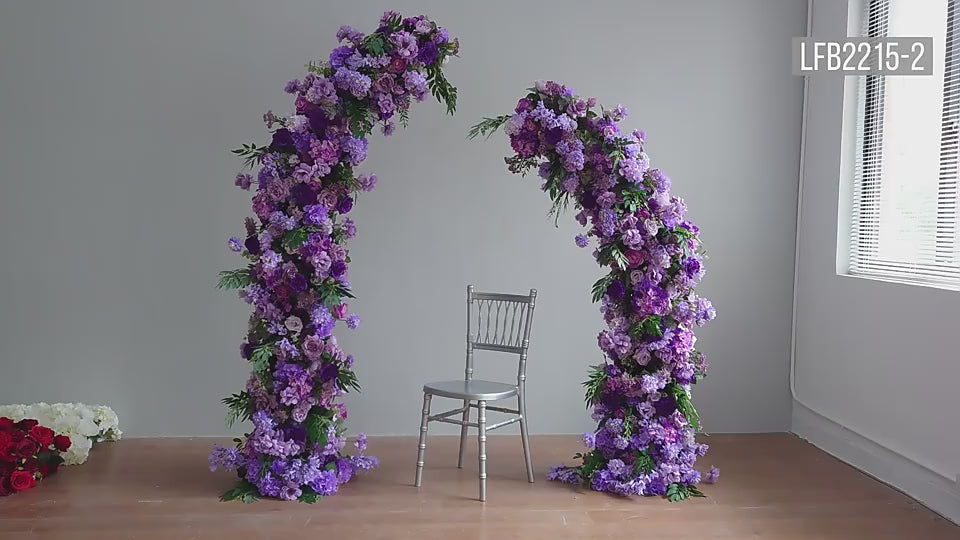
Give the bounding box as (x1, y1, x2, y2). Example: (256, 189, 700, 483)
(591, 274, 614, 303)
(249, 343, 273, 374)
(305, 409, 332, 447)
(582, 364, 608, 406)
(217, 268, 253, 290)
(633, 452, 655, 474)
(398, 107, 410, 128)
(316, 279, 355, 308)
(231, 143, 269, 169)
(282, 228, 308, 252)
(306, 61, 333, 76)
(344, 99, 375, 138)
(578, 450, 605, 481)
(337, 368, 361, 393)
(467, 114, 513, 140)
(298, 486, 322, 504)
(425, 63, 458, 115)
(622, 187, 650, 215)
(630, 315, 663, 339)
(596, 243, 628, 269)
(667, 383, 701, 431)
(361, 33, 390, 56)
(222, 392, 255, 429)
(220, 479, 260, 503)
(504, 155, 540, 176)
(666, 482, 705, 502)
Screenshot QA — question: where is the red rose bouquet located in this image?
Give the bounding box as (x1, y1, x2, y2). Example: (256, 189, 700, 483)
(0, 416, 71, 496)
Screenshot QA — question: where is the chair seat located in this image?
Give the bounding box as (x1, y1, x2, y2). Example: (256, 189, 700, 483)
(423, 379, 519, 401)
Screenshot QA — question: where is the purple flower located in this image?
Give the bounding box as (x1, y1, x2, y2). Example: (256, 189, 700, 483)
(228, 237, 243, 252)
(418, 40, 439, 65)
(575, 234, 589, 248)
(336, 196, 354, 214)
(333, 68, 372, 98)
(391, 31, 419, 59)
(309, 469, 339, 496)
(346, 314, 360, 329)
(329, 46, 353, 69)
(280, 484, 302, 501)
(271, 129, 294, 150)
(402, 71, 428, 101)
(235, 173, 252, 190)
(582, 431, 596, 449)
(705, 466, 719, 484)
(312, 305, 336, 339)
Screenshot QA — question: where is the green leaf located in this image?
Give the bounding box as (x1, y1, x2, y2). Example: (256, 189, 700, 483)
(361, 33, 389, 56)
(633, 452, 655, 474)
(220, 479, 260, 503)
(298, 486, 322, 504)
(217, 268, 253, 290)
(337, 368, 361, 393)
(667, 383, 701, 431)
(610, 247, 629, 270)
(578, 450, 605, 480)
(222, 392, 255, 429)
(249, 344, 273, 374)
(591, 274, 614, 303)
(425, 64, 458, 115)
(231, 143, 269, 170)
(316, 279, 355, 308)
(630, 315, 663, 339)
(398, 107, 410, 128)
(467, 114, 513, 140)
(305, 409, 332, 446)
(282, 228, 308, 252)
(581, 364, 608, 406)
(666, 482, 698, 502)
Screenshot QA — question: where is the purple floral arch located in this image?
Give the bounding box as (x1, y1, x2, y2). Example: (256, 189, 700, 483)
(209, 11, 458, 503)
(470, 81, 718, 501)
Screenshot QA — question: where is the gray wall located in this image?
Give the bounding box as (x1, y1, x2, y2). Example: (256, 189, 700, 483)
(794, 0, 960, 485)
(0, 0, 805, 437)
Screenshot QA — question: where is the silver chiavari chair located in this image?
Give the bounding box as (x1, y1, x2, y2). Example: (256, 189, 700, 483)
(414, 285, 538, 502)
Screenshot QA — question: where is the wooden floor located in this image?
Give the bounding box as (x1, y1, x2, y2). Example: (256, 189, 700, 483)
(0, 434, 955, 539)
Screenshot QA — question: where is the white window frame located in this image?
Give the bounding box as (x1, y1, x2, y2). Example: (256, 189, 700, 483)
(838, 0, 960, 291)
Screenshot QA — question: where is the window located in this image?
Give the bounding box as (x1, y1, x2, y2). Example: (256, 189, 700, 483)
(845, 0, 960, 289)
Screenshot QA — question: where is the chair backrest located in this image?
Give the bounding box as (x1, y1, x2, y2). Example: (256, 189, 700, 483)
(464, 285, 537, 385)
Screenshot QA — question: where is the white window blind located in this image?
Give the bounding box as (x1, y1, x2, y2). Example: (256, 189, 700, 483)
(847, 0, 960, 289)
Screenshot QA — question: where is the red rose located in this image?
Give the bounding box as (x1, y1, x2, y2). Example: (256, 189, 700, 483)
(22, 458, 40, 474)
(53, 435, 71, 452)
(0, 417, 13, 431)
(0, 431, 12, 451)
(15, 419, 39, 431)
(9, 470, 36, 492)
(28, 426, 54, 448)
(0, 447, 16, 463)
(16, 438, 38, 459)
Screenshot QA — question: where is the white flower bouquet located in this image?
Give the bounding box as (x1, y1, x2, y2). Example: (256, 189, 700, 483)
(0, 403, 121, 465)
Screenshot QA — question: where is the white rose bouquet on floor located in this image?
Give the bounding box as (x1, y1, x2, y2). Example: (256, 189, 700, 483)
(0, 403, 121, 465)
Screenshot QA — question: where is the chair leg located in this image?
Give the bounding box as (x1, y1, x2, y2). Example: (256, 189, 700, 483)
(457, 399, 470, 468)
(518, 393, 534, 483)
(414, 392, 432, 487)
(477, 400, 487, 502)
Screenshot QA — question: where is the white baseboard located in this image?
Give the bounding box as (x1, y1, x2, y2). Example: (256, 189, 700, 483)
(792, 402, 960, 525)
